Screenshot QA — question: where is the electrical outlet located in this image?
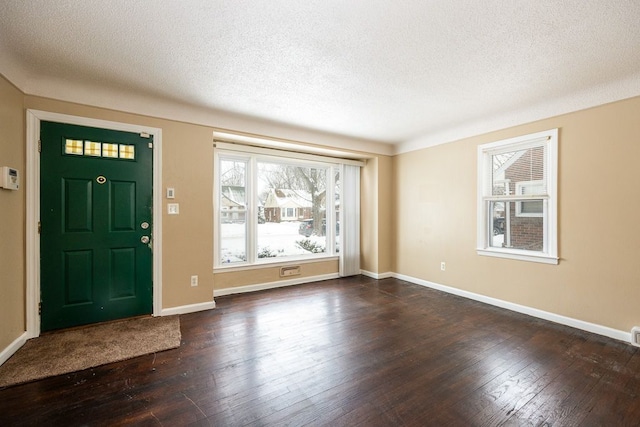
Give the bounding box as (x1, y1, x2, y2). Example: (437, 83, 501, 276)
(440, 262, 446, 271)
(190, 275, 198, 287)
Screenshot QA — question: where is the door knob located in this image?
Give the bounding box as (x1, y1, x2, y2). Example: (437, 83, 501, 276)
(141, 236, 150, 244)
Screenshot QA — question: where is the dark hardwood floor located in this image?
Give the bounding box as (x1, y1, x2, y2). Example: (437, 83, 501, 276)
(1, 276, 639, 426)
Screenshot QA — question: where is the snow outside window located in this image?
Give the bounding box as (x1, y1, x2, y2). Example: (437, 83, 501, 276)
(215, 150, 340, 267)
(477, 129, 558, 264)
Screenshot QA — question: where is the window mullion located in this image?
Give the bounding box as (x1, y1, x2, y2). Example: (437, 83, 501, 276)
(247, 156, 257, 264)
(326, 166, 335, 255)
(213, 150, 220, 267)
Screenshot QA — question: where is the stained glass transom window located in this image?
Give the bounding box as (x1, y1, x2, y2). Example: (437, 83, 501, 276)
(65, 139, 84, 155)
(119, 144, 135, 159)
(84, 141, 102, 157)
(64, 139, 135, 160)
(102, 143, 119, 158)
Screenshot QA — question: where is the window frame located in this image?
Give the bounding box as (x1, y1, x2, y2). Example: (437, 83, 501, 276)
(214, 148, 339, 269)
(476, 129, 558, 264)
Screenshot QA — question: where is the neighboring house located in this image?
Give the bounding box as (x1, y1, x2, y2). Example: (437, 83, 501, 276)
(493, 147, 545, 251)
(220, 185, 246, 223)
(263, 189, 313, 222)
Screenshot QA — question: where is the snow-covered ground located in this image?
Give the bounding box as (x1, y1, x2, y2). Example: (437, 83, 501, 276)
(220, 221, 336, 264)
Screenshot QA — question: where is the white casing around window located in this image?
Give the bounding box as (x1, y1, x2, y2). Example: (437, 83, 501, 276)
(476, 128, 558, 264)
(214, 143, 362, 270)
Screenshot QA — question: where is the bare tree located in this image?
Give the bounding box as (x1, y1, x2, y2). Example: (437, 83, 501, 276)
(220, 160, 246, 186)
(292, 167, 325, 235)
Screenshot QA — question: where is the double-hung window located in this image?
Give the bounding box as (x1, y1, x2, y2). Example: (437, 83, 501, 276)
(477, 129, 558, 264)
(214, 146, 343, 267)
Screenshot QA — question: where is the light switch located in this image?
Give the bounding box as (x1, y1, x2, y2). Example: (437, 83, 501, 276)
(167, 203, 179, 214)
(166, 187, 175, 199)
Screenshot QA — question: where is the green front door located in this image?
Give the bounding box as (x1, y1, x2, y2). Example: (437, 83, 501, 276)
(40, 121, 153, 331)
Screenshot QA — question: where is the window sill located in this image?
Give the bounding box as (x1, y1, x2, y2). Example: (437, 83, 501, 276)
(477, 248, 558, 265)
(214, 255, 339, 273)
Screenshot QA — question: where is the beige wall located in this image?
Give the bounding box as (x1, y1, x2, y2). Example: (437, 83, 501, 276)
(6, 70, 637, 354)
(361, 155, 393, 275)
(377, 156, 393, 274)
(25, 96, 217, 309)
(19, 95, 381, 312)
(393, 96, 640, 332)
(214, 259, 339, 290)
(361, 157, 379, 273)
(0, 75, 25, 351)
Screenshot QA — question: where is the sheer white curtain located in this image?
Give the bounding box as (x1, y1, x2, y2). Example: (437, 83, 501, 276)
(340, 164, 361, 276)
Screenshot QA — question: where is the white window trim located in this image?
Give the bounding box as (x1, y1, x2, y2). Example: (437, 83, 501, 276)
(214, 148, 339, 269)
(477, 129, 558, 264)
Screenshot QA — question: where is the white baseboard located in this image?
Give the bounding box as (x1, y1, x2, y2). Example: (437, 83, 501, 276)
(214, 273, 340, 297)
(393, 273, 631, 344)
(361, 270, 393, 280)
(160, 301, 216, 316)
(0, 332, 29, 367)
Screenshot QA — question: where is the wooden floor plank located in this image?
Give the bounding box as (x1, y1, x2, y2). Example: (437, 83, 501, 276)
(0, 276, 638, 426)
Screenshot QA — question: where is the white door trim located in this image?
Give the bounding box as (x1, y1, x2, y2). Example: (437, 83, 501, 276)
(26, 109, 163, 338)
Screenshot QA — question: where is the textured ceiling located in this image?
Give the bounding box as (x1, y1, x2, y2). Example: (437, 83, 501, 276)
(1, 1, 640, 153)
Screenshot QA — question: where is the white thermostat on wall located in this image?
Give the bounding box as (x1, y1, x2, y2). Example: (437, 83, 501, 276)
(0, 166, 19, 190)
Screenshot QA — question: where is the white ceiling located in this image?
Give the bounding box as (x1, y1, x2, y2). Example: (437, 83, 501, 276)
(1, 1, 640, 154)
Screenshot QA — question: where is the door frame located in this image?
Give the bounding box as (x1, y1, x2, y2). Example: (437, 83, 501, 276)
(26, 110, 163, 338)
